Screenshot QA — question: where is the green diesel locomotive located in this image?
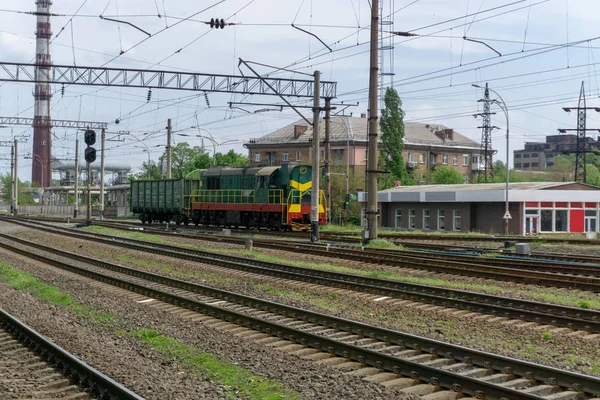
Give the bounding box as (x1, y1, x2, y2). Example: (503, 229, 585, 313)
(130, 164, 326, 230)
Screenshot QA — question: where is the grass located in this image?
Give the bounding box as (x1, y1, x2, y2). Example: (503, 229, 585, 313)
(0, 263, 117, 325)
(542, 331, 553, 342)
(364, 239, 404, 249)
(132, 329, 300, 400)
(0, 262, 301, 398)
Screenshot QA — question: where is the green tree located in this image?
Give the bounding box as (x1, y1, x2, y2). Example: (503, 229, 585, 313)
(548, 154, 574, 182)
(214, 149, 248, 167)
(129, 161, 163, 181)
(586, 164, 600, 186)
(380, 87, 409, 188)
(0, 173, 36, 205)
(431, 166, 465, 184)
(492, 160, 526, 183)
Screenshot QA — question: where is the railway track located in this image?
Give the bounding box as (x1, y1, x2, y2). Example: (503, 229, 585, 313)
(4, 220, 600, 334)
(0, 306, 142, 400)
(1, 233, 599, 400)
(93, 220, 600, 278)
(28, 218, 600, 288)
(19, 215, 600, 245)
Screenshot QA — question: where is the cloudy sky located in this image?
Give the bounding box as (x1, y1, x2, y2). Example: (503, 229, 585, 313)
(1, 0, 600, 180)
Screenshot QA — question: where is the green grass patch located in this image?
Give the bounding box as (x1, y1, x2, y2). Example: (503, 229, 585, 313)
(133, 329, 300, 400)
(0, 263, 117, 325)
(364, 239, 404, 250)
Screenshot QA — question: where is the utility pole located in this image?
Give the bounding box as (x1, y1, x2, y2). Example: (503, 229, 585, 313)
(99, 128, 105, 219)
(476, 83, 494, 183)
(310, 71, 321, 243)
(13, 139, 18, 216)
(166, 119, 172, 179)
(74, 137, 79, 218)
(86, 158, 92, 226)
(10, 144, 14, 215)
(366, 0, 380, 242)
(558, 82, 600, 183)
(324, 98, 331, 223)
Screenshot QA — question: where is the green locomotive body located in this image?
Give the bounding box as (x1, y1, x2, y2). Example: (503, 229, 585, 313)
(130, 164, 326, 230)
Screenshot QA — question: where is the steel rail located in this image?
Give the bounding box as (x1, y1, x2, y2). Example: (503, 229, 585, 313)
(29, 219, 599, 292)
(0, 307, 143, 400)
(1, 236, 598, 400)
(3, 223, 600, 333)
(91, 221, 600, 276)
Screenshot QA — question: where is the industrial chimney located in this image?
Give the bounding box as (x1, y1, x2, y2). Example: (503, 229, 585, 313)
(33, 0, 53, 188)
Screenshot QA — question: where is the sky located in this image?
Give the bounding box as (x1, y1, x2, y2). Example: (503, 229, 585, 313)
(1, 0, 600, 181)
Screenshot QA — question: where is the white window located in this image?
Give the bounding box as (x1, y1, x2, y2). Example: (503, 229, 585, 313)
(409, 209, 416, 229)
(453, 209, 461, 231)
(395, 209, 402, 228)
(430, 154, 437, 164)
(407, 153, 413, 162)
(463, 155, 469, 166)
(254, 153, 261, 162)
(472, 155, 479, 164)
(419, 153, 425, 163)
(453, 155, 458, 166)
(438, 210, 445, 231)
(442, 154, 448, 164)
(296, 151, 301, 161)
(282, 152, 289, 162)
(423, 209, 430, 230)
(321, 150, 325, 158)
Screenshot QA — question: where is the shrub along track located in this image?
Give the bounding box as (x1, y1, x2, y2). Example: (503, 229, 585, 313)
(0, 307, 142, 400)
(1, 233, 599, 400)
(4, 219, 600, 334)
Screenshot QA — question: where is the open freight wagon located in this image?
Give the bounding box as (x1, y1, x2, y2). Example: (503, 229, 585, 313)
(130, 179, 200, 225)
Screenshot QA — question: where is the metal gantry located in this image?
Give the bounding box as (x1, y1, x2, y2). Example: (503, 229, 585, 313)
(558, 81, 600, 183)
(476, 83, 494, 183)
(0, 117, 108, 130)
(0, 62, 337, 98)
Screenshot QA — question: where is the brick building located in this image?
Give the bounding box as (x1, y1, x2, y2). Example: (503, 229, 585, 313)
(514, 134, 600, 170)
(244, 115, 485, 182)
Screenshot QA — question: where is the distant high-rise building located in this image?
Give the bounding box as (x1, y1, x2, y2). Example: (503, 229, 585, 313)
(514, 134, 600, 170)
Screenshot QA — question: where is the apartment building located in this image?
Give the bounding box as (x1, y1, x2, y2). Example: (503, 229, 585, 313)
(244, 115, 485, 182)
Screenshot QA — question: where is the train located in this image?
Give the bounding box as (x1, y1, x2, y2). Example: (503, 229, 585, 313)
(130, 164, 326, 231)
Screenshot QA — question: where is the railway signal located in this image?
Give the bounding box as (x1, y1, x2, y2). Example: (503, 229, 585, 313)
(84, 130, 96, 163)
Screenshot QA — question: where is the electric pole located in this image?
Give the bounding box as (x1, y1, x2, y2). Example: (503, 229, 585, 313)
(310, 71, 321, 242)
(366, 0, 380, 242)
(13, 139, 18, 216)
(475, 83, 494, 183)
(324, 98, 331, 223)
(10, 144, 14, 215)
(100, 128, 105, 219)
(74, 138, 79, 218)
(167, 119, 172, 179)
(558, 82, 600, 183)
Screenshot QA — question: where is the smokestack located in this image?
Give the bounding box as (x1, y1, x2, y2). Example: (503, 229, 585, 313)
(33, 0, 53, 188)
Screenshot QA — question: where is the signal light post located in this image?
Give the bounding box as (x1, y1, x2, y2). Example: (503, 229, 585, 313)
(84, 129, 96, 226)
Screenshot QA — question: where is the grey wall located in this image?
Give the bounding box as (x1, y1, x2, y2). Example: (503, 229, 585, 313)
(383, 202, 472, 232)
(383, 201, 523, 234)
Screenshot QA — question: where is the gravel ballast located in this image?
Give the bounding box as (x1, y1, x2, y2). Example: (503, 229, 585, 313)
(2, 221, 600, 378)
(0, 245, 418, 400)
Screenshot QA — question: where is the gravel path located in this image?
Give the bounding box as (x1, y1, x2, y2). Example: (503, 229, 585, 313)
(3, 221, 599, 378)
(0, 247, 418, 399)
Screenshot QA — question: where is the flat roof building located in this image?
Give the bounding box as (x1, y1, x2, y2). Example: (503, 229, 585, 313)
(359, 182, 600, 235)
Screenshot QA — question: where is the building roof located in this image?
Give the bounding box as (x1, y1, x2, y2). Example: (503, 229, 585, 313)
(380, 182, 596, 192)
(357, 181, 600, 203)
(247, 116, 481, 150)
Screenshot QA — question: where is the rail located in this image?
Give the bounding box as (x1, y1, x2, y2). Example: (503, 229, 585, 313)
(2, 233, 599, 400)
